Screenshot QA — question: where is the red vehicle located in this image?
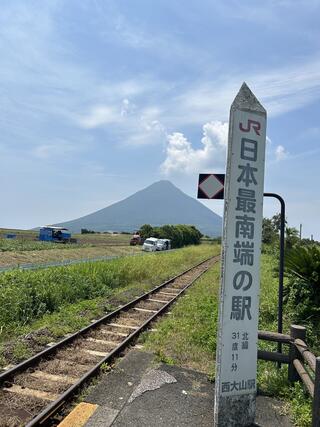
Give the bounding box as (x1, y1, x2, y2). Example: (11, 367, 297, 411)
(130, 233, 143, 246)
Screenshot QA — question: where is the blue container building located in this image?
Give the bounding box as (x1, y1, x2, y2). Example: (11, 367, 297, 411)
(39, 226, 72, 243)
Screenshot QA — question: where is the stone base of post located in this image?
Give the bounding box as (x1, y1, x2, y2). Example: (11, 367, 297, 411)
(214, 393, 256, 427)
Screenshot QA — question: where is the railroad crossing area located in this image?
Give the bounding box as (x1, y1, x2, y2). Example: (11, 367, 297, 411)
(58, 349, 292, 427)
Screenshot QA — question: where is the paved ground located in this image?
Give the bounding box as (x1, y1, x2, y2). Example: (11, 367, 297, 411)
(78, 349, 293, 427)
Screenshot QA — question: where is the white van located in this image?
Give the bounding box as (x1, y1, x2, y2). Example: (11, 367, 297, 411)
(156, 239, 171, 251)
(142, 237, 159, 252)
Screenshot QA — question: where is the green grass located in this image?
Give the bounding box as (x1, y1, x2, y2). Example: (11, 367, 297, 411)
(0, 244, 219, 366)
(11, 341, 33, 361)
(143, 261, 220, 376)
(257, 363, 312, 427)
(0, 238, 88, 252)
(144, 252, 314, 427)
(0, 244, 217, 336)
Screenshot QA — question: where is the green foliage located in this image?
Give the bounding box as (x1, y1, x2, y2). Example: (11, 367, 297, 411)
(285, 227, 300, 249)
(262, 213, 287, 244)
(144, 262, 220, 375)
(288, 383, 312, 427)
(285, 245, 320, 324)
(262, 215, 299, 250)
(81, 228, 96, 234)
(12, 341, 32, 362)
(257, 363, 290, 397)
(138, 224, 202, 247)
(0, 238, 81, 252)
(300, 238, 320, 246)
(201, 236, 221, 244)
(271, 213, 287, 232)
(139, 224, 154, 239)
(32, 299, 104, 338)
(258, 254, 282, 331)
(262, 217, 278, 244)
(257, 364, 312, 427)
(0, 245, 215, 337)
(0, 346, 6, 367)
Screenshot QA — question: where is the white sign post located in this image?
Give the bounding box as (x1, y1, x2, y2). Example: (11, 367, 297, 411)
(214, 83, 267, 426)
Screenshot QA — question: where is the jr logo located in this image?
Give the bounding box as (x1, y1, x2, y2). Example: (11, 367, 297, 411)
(239, 119, 261, 136)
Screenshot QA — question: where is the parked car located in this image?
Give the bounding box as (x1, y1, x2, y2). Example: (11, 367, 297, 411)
(142, 237, 159, 252)
(130, 234, 143, 246)
(156, 239, 171, 251)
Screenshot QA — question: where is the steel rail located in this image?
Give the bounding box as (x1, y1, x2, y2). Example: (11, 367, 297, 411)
(0, 255, 219, 426)
(26, 259, 215, 427)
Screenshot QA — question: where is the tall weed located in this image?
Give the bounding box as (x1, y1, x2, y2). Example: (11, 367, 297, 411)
(0, 245, 216, 336)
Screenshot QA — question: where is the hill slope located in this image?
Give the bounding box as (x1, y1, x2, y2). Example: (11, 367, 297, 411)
(56, 181, 222, 236)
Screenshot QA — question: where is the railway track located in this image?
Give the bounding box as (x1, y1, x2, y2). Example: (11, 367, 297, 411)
(0, 255, 219, 427)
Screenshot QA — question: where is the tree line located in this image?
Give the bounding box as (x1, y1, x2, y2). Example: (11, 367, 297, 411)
(138, 224, 202, 248)
(262, 213, 317, 249)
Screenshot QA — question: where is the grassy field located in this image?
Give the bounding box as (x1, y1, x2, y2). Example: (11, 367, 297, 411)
(0, 239, 87, 252)
(0, 244, 219, 368)
(74, 233, 132, 246)
(0, 228, 38, 239)
(0, 245, 140, 268)
(0, 228, 132, 247)
(143, 253, 314, 427)
(0, 229, 214, 269)
(0, 230, 138, 267)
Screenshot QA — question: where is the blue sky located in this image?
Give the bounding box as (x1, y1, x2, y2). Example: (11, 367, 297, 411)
(1, 0, 320, 239)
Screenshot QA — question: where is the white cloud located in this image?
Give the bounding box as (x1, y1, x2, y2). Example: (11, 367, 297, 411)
(3, 1, 320, 153)
(125, 117, 166, 146)
(121, 98, 133, 116)
(32, 140, 77, 159)
(1, 0, 319, 173)
(78, 105, 120, 129)
(161, 121, 279, 174)
(76, 96, 167, 145)
(275, 145, 289, 161)
(161, 121, 228, 175)
(173, 58, 320, 127)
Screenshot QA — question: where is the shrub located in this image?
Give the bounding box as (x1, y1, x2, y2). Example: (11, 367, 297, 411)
(81, 229, 96, 234)
(284, 245, 320, 323)
(138, 224, 202, 248)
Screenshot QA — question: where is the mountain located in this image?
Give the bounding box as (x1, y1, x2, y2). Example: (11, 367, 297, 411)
(55, 180, 222, 236)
